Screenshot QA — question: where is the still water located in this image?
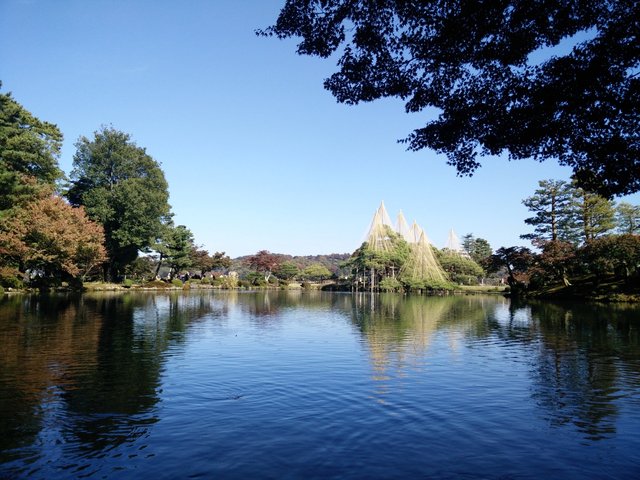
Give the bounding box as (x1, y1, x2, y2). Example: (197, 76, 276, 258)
(0, 291, 639, 479)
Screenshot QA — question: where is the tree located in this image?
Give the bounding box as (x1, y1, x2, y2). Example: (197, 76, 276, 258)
(302, 263, 332, 282)
(263, 1, 640, 197)
(570, 188, 616, 243)
(521, 180, 575, 244)
(437, 250, 484, 285)
(124, 256, 157, 282)
(161, 225, 195, 279)
(616, 202, 640, 234)
(190, 248, 231, 275)
(275, 261, 300, 281)
(0, 196, 106, 285)
(462, 234, 492, 265)
(579, 234, 640, 283)
(529, 240, 577, 287)
(346, 228, 414, 289)
(68, 127, 171, 280)
(487, 246, 534, 291)
(0, 84, 64, 214)
(247, 250, 281, 282)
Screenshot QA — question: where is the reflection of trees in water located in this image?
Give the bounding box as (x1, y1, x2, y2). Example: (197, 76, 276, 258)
(524, 301, 640, 440)
(349, 294, 500, 383)
(0, 294, 104, 455)
(0, 292, 219, 469)
(238, 290, 355, 326)
(486, 300, 640, 440)
(346, 293, 640, 439)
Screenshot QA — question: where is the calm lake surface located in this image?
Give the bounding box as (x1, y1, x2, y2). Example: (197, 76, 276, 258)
(1, 291, 639, 479)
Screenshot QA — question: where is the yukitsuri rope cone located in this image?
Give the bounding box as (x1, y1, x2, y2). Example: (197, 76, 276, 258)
(365, 202, 448, 285)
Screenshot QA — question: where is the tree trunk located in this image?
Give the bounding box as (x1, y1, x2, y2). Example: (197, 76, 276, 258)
(155, 253, 164, 278)
(371, 267, 375, 293)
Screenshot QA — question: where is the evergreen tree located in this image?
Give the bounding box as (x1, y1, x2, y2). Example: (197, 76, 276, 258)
(0, 85, 63, 215)
(163, 225, 195, 279)
(570, 188, 616, 243)
(275, 261, 300, 281)
(615, 202, 640, 234)
(302, 263, 332, 282)
(462, 234, 492, 265)
(521, 180, 574, 244)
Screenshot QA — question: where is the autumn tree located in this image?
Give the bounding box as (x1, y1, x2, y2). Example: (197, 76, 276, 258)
(263, 1, 639, 197)
(0, 196, 106, 285)
(68, 127, 171, 280)
(190, 248, 231, 275)
(247, 250, 281, 282)
(0, 84, 64, 215)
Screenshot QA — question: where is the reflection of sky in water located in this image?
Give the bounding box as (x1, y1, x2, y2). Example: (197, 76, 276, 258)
(1, 292, 639, 479)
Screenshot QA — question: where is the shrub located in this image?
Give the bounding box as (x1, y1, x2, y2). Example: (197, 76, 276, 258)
(219, 275, 238, 289)
(123, 279, 134, 288)
(0, 285, 4, 295)
(379, 277, 402, 292)
(246, 272, 267, 287)
(143, 279, 170, 289)
(171, 279, 183, 288)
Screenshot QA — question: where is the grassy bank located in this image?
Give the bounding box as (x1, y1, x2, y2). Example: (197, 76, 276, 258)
(529, 275, 640, 303)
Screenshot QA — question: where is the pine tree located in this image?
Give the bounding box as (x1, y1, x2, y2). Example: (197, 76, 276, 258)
(521, 180, 574, 244)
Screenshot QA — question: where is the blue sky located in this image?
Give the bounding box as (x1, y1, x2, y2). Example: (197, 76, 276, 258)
(1, 0, 637, 257)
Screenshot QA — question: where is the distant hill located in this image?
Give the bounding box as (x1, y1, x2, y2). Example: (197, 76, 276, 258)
(230, 253, 351, 278)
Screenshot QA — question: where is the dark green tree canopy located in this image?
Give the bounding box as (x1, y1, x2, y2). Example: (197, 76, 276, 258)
(263, 1, 639, 197)
(521, 179, 574, 243)
(68, 127, 171, 278)
(163, 225, 195, 279)
(462, 234, 492, 264)
(275, 261, 300, 280)
(0, 84, 64, 213)
(0, 84, 63, 183)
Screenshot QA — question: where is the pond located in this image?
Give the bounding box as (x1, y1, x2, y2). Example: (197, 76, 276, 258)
(0, 291, 639, 479)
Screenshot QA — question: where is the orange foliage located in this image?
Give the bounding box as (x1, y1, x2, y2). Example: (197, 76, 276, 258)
(0, 195, 107, 280)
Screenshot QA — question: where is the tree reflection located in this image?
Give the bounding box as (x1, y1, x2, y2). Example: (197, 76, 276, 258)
(0, 292, 219, 470)
(346, 293, 640, 439)
(349, 294, 498, 382)
(525, 301, 640, 440)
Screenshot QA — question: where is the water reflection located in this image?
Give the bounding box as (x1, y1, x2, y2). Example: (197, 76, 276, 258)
(526, 301, 640, 440)
(0, 292, 219, 476)
(1, 291, 639, 478)
(349, 294, 500, 378)
(343, 293, 640, 439)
